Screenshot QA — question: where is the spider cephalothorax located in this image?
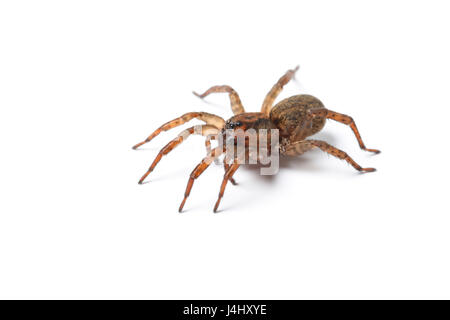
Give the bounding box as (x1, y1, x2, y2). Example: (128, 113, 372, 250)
(133, 66, 380, 212)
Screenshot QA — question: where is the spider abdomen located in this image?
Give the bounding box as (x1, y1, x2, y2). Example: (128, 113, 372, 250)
(270, 94, 326, 141)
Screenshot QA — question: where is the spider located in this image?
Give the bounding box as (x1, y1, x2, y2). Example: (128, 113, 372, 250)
(133, 66, 380, 212)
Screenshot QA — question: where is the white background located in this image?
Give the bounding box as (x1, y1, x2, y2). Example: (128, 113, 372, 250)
(1, 1, 449, 299)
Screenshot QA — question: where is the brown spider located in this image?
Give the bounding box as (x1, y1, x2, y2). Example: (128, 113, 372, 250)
(133, 66, 380, 212)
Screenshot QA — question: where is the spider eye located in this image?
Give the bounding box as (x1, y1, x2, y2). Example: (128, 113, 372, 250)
(227, 121, 242, 129)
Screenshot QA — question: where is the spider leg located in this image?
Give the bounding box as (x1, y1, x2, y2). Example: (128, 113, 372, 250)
(309, 139, 376, 172)
(138, 125, 219, 184)
(310, 108, 380, 154)
(213, 163, 240, 212)
(132, 112, 225, 150)
(261, 65, 299, 115)
(193, 85, 245, 115)
(223, 157, 237, 185)
(179, 147, 224, 212)
(205, 135, 236, 185)
(281, 139, 375, 172)
(204, 134, 216, 156)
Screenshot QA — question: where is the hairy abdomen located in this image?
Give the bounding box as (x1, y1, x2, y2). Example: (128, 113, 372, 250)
(270, 94, 326, 141)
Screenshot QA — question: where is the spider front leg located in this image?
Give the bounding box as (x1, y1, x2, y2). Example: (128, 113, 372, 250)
(138, 125, 219, 184)
(223, 159, 237, 186)
(193, 85, 245, 115)
(205, 135, 237, 185)
(213, 163, 240, 212)
(179, 147, 224, 212)
(261, 65, 299, 115)
(132, 112, 225, 150)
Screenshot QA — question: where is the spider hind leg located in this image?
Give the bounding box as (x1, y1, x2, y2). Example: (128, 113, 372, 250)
(261, 65, 299, 115)
(281, 139, 376, 172)
(322, 109, 381, 154)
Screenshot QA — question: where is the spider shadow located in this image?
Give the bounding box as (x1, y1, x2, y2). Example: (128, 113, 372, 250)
(215, 132, 372, 213)
(236, 130, 338, 174)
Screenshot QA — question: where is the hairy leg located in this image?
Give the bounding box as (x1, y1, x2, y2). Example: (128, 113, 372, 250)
(138, 125, 219, 184)
(179, 147, 224, 212)
(261, 65, 299, 115)
(132, 112, 225, 150)
(281, 139, 375, 172)
(223, 158, 237, 185)
(309, 108, 380, 154)
(309, 139, 376, 172)
(280, 139, 315, 156)
(204, 134, 217, 156)
(213, 163, 240, 212)
(193, 85, 245, 115)
(205, 135, 236, 185)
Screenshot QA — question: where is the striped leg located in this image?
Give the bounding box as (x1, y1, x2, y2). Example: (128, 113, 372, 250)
(281, 139, 375, 172)
(138, 125, 219, 184)
(193, 85, 245, 115)
(132, 112, 225, 150)
(204, 133, 216, 156)
(213, 163, 241, 212)
(205, 134, 236, 185)
(323, 109, 380, 154)
(261, 65, 299, 115)
(179, 147, 224, 212)
(223, 158, 237, 185)
(309, 140, 376, 172)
